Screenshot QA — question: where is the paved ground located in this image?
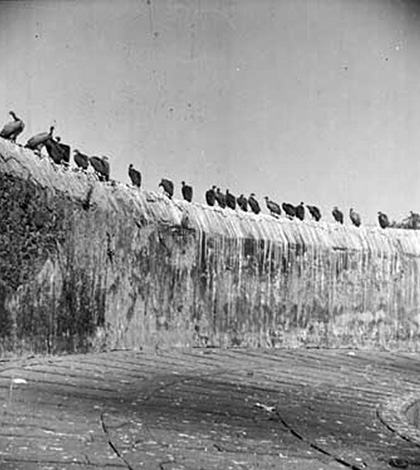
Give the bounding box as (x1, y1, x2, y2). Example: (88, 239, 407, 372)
(0, 348, 420, 470)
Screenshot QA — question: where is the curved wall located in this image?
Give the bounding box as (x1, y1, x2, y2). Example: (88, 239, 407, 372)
(1, 138, 420, 354)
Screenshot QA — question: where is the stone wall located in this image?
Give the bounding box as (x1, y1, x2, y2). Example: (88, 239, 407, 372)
(1, 138, 420, 355)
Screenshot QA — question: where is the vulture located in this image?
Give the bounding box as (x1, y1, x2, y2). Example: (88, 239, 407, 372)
(90, 156, 110, 181)
(205, 186, 216, 206)
(282, 202, 296, 218)
(349, 208, 361, 227)
(295, 202, 305, 221)
(25, 126, 54, 150)
(225, 189, 236, 210)
(54, 137, 70, 164)
(128, 164, 142, 188)
(159, 178, 174, 198)
(237, 194, 248, 212)
(181, 181, 193, 202)
(215, 188, 226, 208)
(378, 211, 390, 229)
(73, 149, 90, 170)
(0, 111, 25, 142)
(307, 204, 321, 222)
(248, 193, 261, 214)
(264, 197, 281, 217)
(332, 206, 344, 224)
(45, 138, 67, 164)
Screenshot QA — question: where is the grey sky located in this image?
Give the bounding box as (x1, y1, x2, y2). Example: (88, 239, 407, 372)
(1, 0, 419, 224)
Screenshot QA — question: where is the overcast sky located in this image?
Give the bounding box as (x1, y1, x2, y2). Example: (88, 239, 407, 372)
(1, 0, 420, 225)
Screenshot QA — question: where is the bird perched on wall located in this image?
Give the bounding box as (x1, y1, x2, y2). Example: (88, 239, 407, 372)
(307, 204, 321, 221)
(25, 126, 54, 151)
(378, 211, 390, 229)
(205, 186, 216, 206)
(237, 194, 248, 212)
(248, 193, 261, 214)
(128, 164, 142, 188)
(44, 137, 67, 164)
(54, 137, 70, 164)
(0, 111, 25, 142)
(215, 188, 226, 208)
(282, 202, 296, 218)
(349, 208, 361, 227)
(90, 156, 110, 181)
(159, 178, 174, 198)
(264, 197, 281, 217)
(295, 202, 305, 221)
(332, 206, 344, 224)
(226, 189, 236, 210)
(73, 149, 90, 170)
(181, 181, 193, 202)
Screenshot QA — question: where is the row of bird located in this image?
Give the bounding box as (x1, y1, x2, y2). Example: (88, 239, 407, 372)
(0, 110, 390, 228)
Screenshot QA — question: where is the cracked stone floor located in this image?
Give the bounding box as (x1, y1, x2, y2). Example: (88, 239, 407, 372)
(0, 348, 419, 469)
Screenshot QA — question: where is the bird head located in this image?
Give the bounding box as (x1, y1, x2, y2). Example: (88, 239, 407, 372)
(49, 126, 55, 136)
(129, 163, 133, 169)
(264, 196, 269, 200)
(181, 181, 185, 186)
(250, 193, 256, 197)
(55, 136, 61, 142)
(102, 156, 109, 161)
(300, 202, 304, 205)
(212, 185, 216, 190)
(9, 111, 17, 119)
(73, 149, 79, 154)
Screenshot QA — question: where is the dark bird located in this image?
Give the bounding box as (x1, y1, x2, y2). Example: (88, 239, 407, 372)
(44, 138, 66, 164)
(0, 111, 25, 142)
(90, 156, 110, 181)
(215, 188, 226, 208)
(54, 137, 70, 164)
(264, 196, 281, 217)
(159, 178, 174, 198)
(205, 186, 216, 206)
(181, 181, 193, 202)
(332, 206, 344, 224)
(282, 202, 296, 218)
(128, 164, 142, 188)
(237, 194, 248, 212)
(349, 208, 361, 227)
(307, 204, 321, 221)
(25, 126, 54, 150)
(295, 202, 305, 221)
(378, 211, 390, 229)
(248, 193, 261, 214)
(73, 149, 89, 170)
(225, 189, 236, 210)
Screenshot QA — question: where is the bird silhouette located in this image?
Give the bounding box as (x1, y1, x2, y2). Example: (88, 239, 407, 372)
(349, 208, 361, 227)
(205, 186, 216, 206)
(237, 194, 248, 212)
(225, 189, 236, 210)
(378, 211, 389, 229)
(332, 206, 344, 224)
(181, 181, 193, 202)
(90, 156, 110, 181)
(248, 193, 261, 214)
(306, 204, 321, 221)
(25, 126, 54, 151)
(73, 149, 89, 170)
(128, 164, 142, 188)
(295, 202, 305, 221)
(159, 178, 174, 198)
(0, 111, 25, 142)
(282, 202, 296, 218)
(215, 188, 226, 208)
(264, 197, 281, 217)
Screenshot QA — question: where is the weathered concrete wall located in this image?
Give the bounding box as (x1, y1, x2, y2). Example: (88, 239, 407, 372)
(1, 138, 420, 355)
